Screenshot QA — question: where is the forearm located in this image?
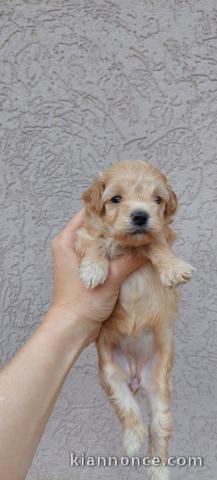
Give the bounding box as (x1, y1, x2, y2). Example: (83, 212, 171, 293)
(0, 208, 149, 480)
(0, 307, 87, 480)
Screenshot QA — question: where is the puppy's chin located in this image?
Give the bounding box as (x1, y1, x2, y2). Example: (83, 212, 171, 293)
(113, 231, 153, 247)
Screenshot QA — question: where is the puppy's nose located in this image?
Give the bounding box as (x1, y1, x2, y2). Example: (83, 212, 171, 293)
(131, 210, 149, 227)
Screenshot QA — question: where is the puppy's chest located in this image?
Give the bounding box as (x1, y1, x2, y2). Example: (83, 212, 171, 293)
(106, 239, 177, 331)
(119, 264, 165, 328)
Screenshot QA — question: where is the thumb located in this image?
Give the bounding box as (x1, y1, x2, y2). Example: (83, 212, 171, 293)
(108, 253, 148, 286)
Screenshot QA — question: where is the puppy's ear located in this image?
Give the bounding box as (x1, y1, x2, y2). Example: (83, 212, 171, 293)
(82, 174, 105, 214)
(164, 187, 177, 218)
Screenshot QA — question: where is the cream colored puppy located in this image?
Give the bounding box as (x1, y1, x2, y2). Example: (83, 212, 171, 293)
(75, 160, 193, 480)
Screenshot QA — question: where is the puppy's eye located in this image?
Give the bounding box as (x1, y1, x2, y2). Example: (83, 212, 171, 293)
(155, 195, 162, 205)
(110, 195, 122, 204)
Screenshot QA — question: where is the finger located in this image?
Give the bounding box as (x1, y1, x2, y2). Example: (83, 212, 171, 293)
(58, 208, 85, 245)
(63, 208, 85, 233)
(108, 253, 149, 285)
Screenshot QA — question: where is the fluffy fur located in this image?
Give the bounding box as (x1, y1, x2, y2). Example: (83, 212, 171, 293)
(75, 160, 193, 480)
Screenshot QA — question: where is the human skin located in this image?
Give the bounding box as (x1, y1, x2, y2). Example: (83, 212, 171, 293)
(0, 208, 148, 480)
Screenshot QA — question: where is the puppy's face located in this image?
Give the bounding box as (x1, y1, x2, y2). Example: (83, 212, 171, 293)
(83, 160, 177, 246)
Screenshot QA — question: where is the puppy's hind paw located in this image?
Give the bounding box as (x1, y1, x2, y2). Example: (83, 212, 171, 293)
(123, 422, 146, 456)
(79, 256, 109, 289)
(148, 465, 169, 480)
(160, 260, 193, 288)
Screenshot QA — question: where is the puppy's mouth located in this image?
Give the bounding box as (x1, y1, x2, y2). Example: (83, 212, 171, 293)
(130, 226, 149, 235)
(114, 225, 152, 247)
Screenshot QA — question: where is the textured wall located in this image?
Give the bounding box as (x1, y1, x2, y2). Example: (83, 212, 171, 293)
(0, 1, 216, 479)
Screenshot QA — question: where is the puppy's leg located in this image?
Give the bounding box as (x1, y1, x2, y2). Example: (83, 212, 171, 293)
(97, 335, 146, 456)
(146, 241, 192, 287)
(147, 383, 172, 480)
(75, 228, 109, 289)
(141, 331, 174, 480)
(100, 362, 146, 455)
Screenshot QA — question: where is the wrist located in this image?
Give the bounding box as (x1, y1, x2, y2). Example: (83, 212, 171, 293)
(43, 305, 97, 361)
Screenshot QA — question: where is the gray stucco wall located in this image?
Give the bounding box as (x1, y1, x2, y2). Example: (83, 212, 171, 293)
(0, 1, 216, 479)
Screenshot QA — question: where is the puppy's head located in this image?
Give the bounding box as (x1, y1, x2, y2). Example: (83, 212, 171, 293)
(83, 160, 177, 246)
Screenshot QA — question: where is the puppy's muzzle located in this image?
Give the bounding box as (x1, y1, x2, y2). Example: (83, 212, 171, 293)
(130, 209, 149, 233)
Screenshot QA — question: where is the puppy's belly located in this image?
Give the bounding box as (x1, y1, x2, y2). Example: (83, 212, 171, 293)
(112, 263, 178, 393)
(113, 329, 158, 393)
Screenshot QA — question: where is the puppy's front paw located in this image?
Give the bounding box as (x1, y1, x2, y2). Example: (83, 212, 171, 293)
(160, 260, 193, 287)
(79, 256, 109, 289)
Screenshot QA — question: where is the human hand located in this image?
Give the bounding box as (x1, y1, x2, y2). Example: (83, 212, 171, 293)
(49, 208, 148, 346)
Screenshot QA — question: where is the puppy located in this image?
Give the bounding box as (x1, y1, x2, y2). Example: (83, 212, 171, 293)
(75, 160, 192, 480)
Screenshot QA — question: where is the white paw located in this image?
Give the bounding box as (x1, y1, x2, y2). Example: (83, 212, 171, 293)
(148, 465, 169, 480)
(123, 422, 146, 456)
(160, 260, 193, 288)
(79, 256, 109, 289)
